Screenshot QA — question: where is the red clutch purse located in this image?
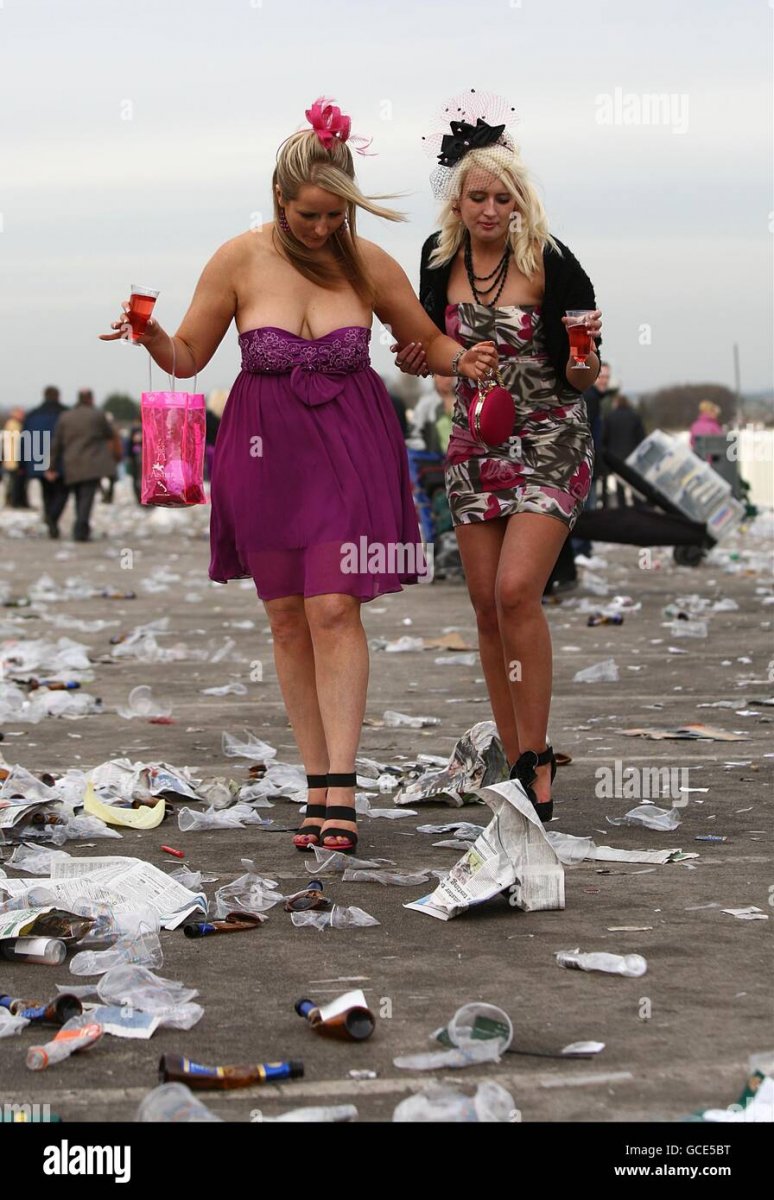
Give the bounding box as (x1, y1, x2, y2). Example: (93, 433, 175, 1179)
(467, 369, 515, 446)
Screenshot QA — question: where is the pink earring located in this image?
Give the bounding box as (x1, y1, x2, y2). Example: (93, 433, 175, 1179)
(278, 206, 291, 234)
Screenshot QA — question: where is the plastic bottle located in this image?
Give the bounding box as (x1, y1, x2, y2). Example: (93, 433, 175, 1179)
(586, 613, 624, 626)
(136, 1083, 222, 1122)
(556, 950, 647, 977)
(26, 1019, 103, 1070)
(0, 938, 67, 966)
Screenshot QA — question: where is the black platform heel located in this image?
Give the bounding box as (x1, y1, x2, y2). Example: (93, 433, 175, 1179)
(292, 774, 329, 852)
(509, 745, 555, 824)
(321, 772, 358, 854)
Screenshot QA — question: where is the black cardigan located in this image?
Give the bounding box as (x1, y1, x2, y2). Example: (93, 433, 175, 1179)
(419, 232, 601, 394)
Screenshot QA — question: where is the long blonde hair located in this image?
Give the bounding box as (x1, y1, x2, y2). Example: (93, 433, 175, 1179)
(428, 147, 559, 278)
(272, 130, 406, 304)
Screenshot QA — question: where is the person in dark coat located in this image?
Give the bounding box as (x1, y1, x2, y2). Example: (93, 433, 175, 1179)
(46, 389, 117, 542)
(601, 394, 646, 507)
(23, 386, 69, 536)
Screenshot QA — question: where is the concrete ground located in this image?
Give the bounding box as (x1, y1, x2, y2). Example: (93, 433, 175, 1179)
(0, 484, 771, 1123)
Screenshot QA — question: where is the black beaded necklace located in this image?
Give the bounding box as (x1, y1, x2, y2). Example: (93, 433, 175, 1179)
(464, 230, 511, 306)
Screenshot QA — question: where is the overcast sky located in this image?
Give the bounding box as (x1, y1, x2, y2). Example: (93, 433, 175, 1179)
(1, 0, 771, 411)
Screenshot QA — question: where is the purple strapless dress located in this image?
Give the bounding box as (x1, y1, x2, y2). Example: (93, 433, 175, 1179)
(208, 325, 424, 601)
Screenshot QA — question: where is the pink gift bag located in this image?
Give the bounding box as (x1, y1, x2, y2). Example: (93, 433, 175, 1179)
(140, 350, 206, 507)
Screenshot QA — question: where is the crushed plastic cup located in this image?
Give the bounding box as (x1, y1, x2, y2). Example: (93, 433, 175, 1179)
(261, 1104, 358, 1123)
(49, 814, 123, 844)
(72, 901, 160, 945)
(606, 805, 682, 832)
(177, 804, 271, 832)
(669, 619, 708, 638)
(446, 1003, 514, 1055)
(291, 905, 380, 931)
(556, 950, 647, 977)
(304, 846, 391, 874)
(573, 658, 619, 683)
(97, 964, 198, 1013)
(136, 1082, 222, 1122)
(213, 872, 283, 918)
(394, 1043, 504, 1070)
(383, 710, 442, 728)
(7, 843, 71, 875)
(383, 636, 425, 653)
(0, 1008, 31, 1038)
(393, 1081, 518, 1122)
(167, 866, 219, 889)
(69, 930, 163, 976)
(342, 868, 430, 886)
(221, 730, 277, 762)
(116, 685, 173, 720)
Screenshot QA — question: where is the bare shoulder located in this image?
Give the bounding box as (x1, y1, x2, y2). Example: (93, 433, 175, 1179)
(358, 237, 409, 286)
(206, 231, 256, 270)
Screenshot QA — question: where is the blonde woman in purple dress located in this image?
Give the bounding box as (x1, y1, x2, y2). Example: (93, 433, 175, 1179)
(101, 98, 497, 854)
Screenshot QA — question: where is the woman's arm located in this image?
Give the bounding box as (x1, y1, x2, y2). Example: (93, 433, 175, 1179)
(556, 245, 602, 389)
(99, 239, 240, 378)
(367, 243, 497, 380)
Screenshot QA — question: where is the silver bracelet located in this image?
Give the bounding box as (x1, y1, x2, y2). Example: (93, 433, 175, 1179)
(451, 349, 464, 377)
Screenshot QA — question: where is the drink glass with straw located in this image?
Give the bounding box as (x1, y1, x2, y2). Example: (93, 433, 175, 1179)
(124, 285, 159, 345)
(565, 309, 594, 369)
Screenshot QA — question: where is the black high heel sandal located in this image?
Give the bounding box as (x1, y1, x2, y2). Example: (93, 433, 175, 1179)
(509, 745, 555, 824)
(292, 774, 328, 852)
(321, 772, 358, 854)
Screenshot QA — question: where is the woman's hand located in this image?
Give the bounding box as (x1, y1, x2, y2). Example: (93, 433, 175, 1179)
(390, 340, 430, 377)
(458, 340, 498, 381)
(98, 300, 161, 347)
(561, 309, 603, 346)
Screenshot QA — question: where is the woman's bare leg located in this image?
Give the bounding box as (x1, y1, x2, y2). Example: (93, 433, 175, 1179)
(495, 514, 570, 803)
(263, 595, 329, 836)
(305, 593, 369, 845)
(455, 519, 521, 764)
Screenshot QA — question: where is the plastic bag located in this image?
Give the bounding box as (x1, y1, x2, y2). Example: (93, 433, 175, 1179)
(141, 389, 206, 507)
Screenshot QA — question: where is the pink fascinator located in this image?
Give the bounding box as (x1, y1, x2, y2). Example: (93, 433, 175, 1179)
(304, 96, 375, 155)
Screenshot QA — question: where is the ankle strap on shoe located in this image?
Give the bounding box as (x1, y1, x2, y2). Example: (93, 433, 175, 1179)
(327, 772, 356, 788)
(515, 747, 553, 774)
(306, 774, 328, 789)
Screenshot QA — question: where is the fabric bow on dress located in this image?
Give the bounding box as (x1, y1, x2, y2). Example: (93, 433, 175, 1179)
(289, 365, 350, 407)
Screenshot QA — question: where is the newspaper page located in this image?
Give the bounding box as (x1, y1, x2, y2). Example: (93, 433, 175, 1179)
(405, 779, 565, 921)
(0, 799, 49, 830)
(396, 721, 509, 807)
(0, 906, 57, 939)
(2, 859, 205, 929)
(590, 846, 698, 865)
